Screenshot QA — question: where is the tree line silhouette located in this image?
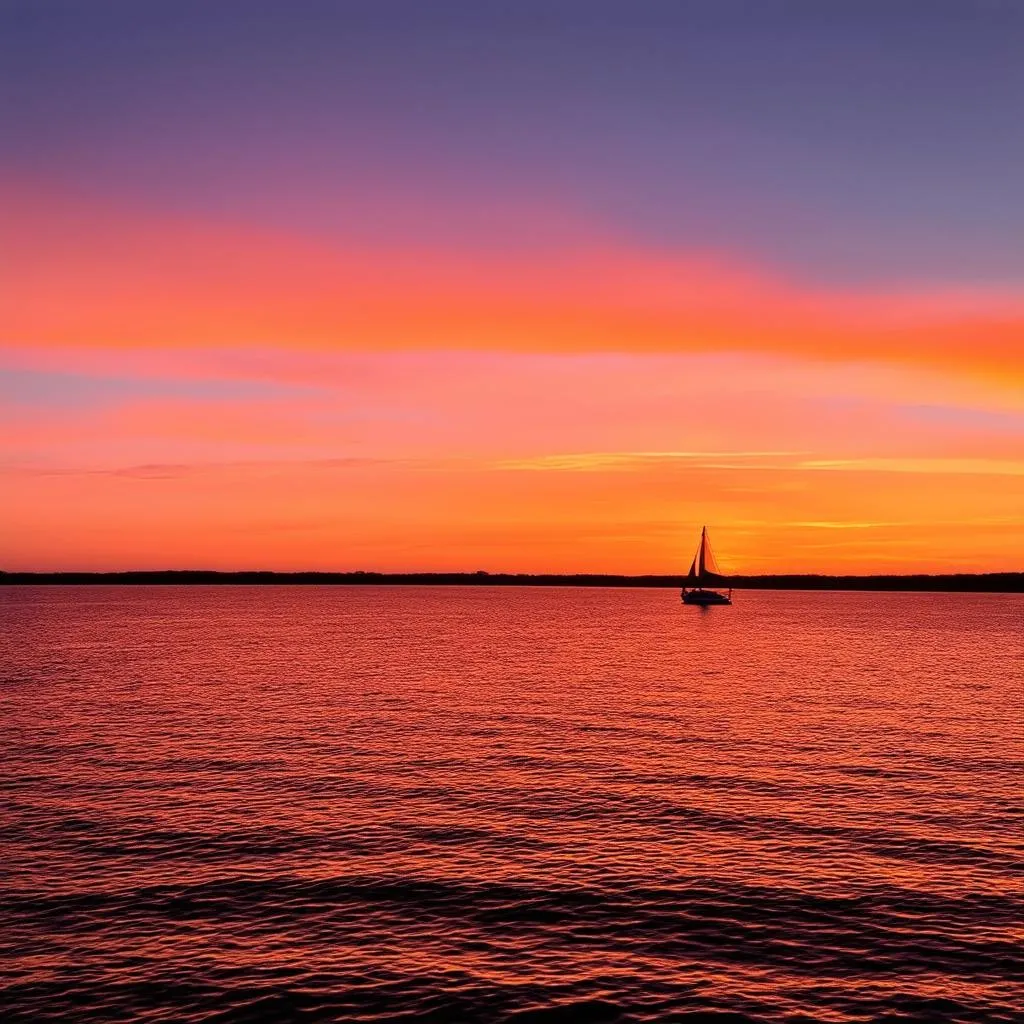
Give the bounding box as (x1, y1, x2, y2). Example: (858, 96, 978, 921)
(1, 570, 1020, 592)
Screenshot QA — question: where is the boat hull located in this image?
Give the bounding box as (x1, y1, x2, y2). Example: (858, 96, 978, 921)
(682, 589, 732, 606)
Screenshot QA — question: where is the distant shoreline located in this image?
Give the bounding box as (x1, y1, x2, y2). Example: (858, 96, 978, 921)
(1, 571, 1021, 592)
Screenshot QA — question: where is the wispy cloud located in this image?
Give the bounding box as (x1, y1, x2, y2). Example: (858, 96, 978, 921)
(1, 456, 408, 480)
(493, 451, 806, 472)
(491, 452, 1024, 478)
(799, 457, 1024, 476)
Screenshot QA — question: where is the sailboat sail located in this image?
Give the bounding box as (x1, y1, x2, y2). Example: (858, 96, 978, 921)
(688, 527, 725, 585)
(701, 529, 722, 577)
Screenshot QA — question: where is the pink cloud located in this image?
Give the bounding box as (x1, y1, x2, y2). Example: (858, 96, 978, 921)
(2, 184, 1021, 382)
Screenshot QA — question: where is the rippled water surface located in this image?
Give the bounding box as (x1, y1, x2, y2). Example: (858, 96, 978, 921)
(1, 585, 1022, 1023)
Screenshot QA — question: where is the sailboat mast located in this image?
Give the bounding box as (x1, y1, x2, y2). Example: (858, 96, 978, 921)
(698, 525, 706, 582)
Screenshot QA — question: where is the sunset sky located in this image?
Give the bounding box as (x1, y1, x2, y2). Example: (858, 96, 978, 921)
(3, 0, 1023, 573)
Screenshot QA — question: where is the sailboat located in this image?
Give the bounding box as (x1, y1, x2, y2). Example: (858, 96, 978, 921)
(681, 526, 733, 605)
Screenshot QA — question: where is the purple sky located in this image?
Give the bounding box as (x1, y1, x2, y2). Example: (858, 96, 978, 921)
(4, 0, 1023, 285)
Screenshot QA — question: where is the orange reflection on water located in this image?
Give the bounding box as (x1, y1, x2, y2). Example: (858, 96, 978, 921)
(1, 586, 1020, 1020)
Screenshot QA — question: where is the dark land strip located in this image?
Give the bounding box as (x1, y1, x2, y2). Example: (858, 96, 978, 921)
(1, 571, 1021, 592)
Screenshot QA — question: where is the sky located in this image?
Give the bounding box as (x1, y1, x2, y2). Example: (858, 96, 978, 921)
(2, 0, 1023, 573)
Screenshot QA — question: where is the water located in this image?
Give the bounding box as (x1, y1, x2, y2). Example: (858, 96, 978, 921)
(1, 585, 1021, 1023)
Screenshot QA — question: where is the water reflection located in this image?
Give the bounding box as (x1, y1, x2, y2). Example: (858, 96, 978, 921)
(1, 586, 1021, 1022)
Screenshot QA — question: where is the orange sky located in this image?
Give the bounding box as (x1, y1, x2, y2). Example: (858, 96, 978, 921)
(3, 186, 1023, 573)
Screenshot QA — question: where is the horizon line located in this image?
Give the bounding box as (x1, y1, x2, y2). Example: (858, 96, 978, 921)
(2, 568, 1021, 595)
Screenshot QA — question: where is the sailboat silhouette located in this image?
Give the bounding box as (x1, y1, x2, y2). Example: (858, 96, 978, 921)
(681, 526, 733, 606)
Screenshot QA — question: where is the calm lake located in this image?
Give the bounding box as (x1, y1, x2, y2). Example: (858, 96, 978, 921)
(1, 586, 1021, 1023)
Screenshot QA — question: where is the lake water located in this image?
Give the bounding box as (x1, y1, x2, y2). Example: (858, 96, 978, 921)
(1, 586, 1021, 1023)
